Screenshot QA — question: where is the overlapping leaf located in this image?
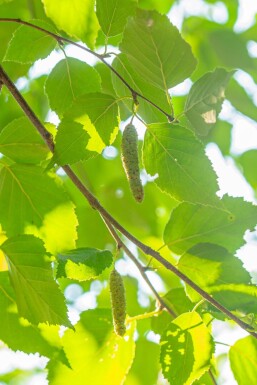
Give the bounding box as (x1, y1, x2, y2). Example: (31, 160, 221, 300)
(0, 163, 72, 236)
(143, 123, 220, 206)
(48, 313, 136, 385)
(42, 0, 99, 48)
(96, 0, 136, 38)
(1, 235, 70, 326)
(164, 195, 257, 255)
(184, 68, 234, 136)
(229, 336, 257, 385)
(50, 119, 91, 166)
(160, 312, 214, 385)
(120, 10, 197, 91)
(0, 117, 49, 163)
(56, 247, 113, 281)
(4, 20, 57, 64)
(65, 92, 119, 146)
(45, 58, 101, 116)
(0, 271, 68, 363)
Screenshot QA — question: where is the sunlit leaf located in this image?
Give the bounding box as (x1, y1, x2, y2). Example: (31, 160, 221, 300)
(1, 235, 71, 326)
(48, 314, 136, 385)
(238, 150, 257, 190)
(56, 247, 113, 281)
(229, 336, 257, 385)
(42, 0, 99, 48)
(164, 195, 257, 255)
(143, 123, 220, 206)
(160, 312, 214, 385)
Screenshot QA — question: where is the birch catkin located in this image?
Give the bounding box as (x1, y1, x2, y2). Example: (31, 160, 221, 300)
(121, 124, 144, 203)
(109, 268, 127, 337)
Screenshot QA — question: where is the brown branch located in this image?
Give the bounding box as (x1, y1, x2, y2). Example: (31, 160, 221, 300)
(1, 65, 257, 339)
(0, 18, 174, 122)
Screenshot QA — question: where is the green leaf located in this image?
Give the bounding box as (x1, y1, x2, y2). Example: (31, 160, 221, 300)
(51, 120, 91, 166)
(0, 271, 68, 362)
(120, 11, 196, 92)
(184, 68, 234, 136)
(112, 54, 172, 123)
(178, 244, 251, 296)
(229, 336, 257, 385)
(65, 92, 120, 146)
(4, 20, 57, 64)
(45, 58, 101, 116)
(0, 117, 49, 163)
(238, 150, 257, 190)
(80, 309, 113, 345)
(164, 195, 257, 255)
(42, 0, 99, 49)
(96, 0, 136, 38)
(120, 10, 197, 91)
(226, 78, 257, 122)
(160, 312, 214, 385)
(207, 119, 232, 156)
(0, 163, 72, 236)
(1, 235, 70, 327)
(56, 247, 113, 281)
(48, 315, 136, 385)
(138, 0, 174, 13)
(143, 123, 220, 206)
(208, 284, 257, 315)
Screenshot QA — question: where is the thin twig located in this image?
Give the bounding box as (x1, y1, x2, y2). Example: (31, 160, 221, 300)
(1, 65, 257, 339)
(209, 370, 218, 385)
(0, 18, 174, 122)
(102, 217, 177, 318)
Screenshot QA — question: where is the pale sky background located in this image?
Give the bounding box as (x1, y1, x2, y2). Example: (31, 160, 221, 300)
(1, 1, 257, 384)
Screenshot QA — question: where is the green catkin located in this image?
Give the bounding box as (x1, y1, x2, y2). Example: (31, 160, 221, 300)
(121, 124, 144, 203)
(109, 268, 127, 337)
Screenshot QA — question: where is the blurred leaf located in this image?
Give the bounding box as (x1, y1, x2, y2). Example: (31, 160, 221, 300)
(0, 117, 49, 163)
(207, 119, 232, 155)
(237, 150, 257, 191)
(42, 0, 99, 48)
(4, 19, 57, 63)
(209, 29, 255, 71)
(229, 336, 257, 385)
(164, 195, 257, 255)
(45, 58, 101, 116)
(56, 247, 113, 281)
(1, 235, 70, 326)
(226, 78, 257, 122)
(185, 68, 234, 136)
(48, 317, 136, 385)
(80, 309, 112, 345)
(143, 123, 220, 206)
(160, 312, 214, 385)
(96, 0, 136, 38)
(138, 0, 174, 13)
(120, 10, 197, 91)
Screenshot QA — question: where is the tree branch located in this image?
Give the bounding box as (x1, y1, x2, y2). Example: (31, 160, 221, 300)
(1, 65, 257, 339)
(102, 217, 177, 318)
(0, 18, 174, 122)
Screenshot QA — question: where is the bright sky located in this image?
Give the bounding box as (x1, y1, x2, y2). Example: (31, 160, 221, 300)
(2, 1, 257, 384)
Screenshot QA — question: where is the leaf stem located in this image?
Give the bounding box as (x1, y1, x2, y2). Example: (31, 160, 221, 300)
(1, 65, 257, 339)
(126, 309, 162, 324)
(0, 18, 174, 122)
